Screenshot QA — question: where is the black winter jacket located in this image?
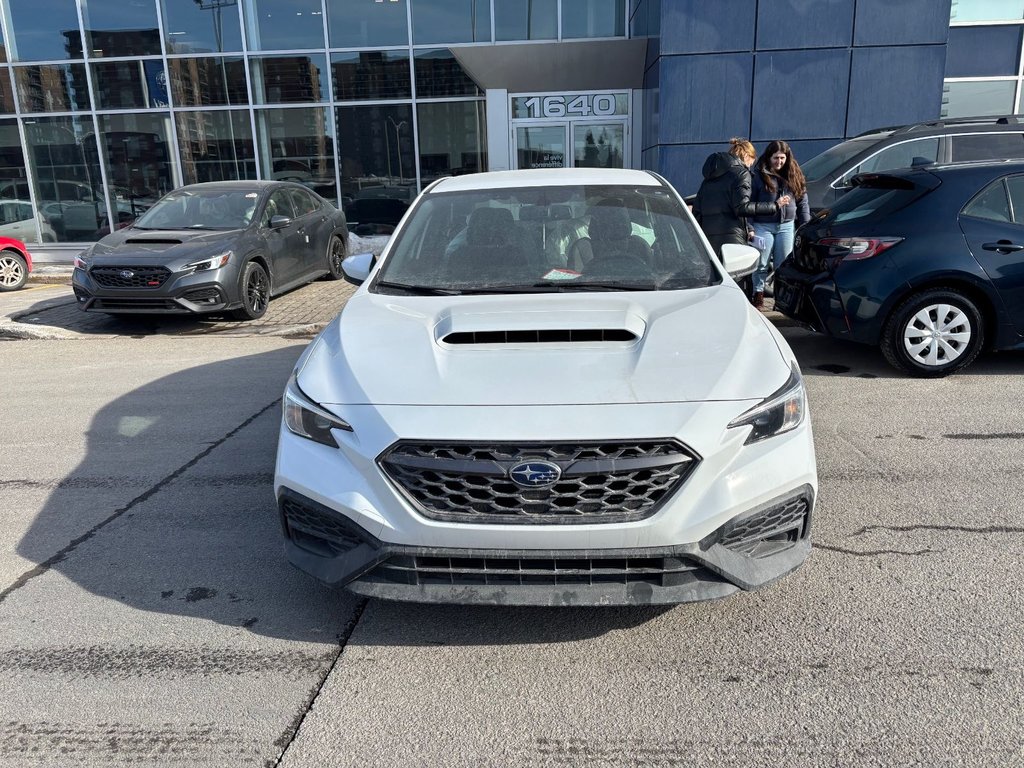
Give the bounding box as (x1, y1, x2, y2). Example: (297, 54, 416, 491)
(749, 170, 812, 226)
(692, 152, 778, 254)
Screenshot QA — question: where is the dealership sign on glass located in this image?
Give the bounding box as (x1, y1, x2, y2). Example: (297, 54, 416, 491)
(511, 92, 629, 120)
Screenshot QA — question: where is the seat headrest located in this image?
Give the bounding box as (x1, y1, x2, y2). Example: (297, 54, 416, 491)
(588, 200, 632, 241)
(467, 207, 515, 246)
(547, 204, 573, 220)
(518, 205, 547, 221)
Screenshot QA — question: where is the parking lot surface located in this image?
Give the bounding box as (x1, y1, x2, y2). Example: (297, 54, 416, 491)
(1, 287, 1023, 766)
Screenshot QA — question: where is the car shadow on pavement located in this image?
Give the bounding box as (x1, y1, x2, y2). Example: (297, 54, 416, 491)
(11, 346, 670, 644)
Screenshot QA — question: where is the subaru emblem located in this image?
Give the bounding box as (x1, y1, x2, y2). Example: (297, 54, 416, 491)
(509, 460, 561, 488)
(119, 269, 135, 279)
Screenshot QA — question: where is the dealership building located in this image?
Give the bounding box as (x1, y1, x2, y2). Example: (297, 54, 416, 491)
(0, 0, 1015, 254)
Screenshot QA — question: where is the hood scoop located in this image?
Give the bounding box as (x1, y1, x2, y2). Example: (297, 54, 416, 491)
(442, 328, 637, 345)
(124, 237, 183, 245)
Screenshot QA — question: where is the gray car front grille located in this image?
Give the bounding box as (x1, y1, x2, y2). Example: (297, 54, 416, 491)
(378, 440, 699, 525)
(91, 265, 171, 288)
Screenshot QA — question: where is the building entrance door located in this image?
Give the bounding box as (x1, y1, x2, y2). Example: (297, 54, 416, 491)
(510, 91, 630, 171)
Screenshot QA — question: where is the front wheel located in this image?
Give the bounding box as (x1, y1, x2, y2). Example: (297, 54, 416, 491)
(325, 234, 346, 280)
(0, 250, 28, 292)
(881, 288, 984, 377)
(230, 261, 270, 321)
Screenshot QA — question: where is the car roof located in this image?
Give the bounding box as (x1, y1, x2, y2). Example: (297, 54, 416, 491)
(855, 115, 1024, 140)
(880, 158, 1024, 177)
(175, 181, 285, 193)
(428, 168, 661, 193)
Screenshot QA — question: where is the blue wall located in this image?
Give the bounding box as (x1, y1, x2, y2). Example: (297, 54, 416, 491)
(642, 0, 952, 194)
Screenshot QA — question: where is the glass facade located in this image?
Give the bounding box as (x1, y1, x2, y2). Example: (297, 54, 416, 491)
(945, 8, 1024, 117)
(0, 0, 627, 244)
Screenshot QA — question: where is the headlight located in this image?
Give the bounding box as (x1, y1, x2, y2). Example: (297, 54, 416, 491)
(185, 252, 231, 273)
(73, 250, 92, 269)
(283, 373, 352, 447)
(727, 363, 805, 444)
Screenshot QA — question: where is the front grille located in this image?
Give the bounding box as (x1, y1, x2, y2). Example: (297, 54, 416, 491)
(363, 554, 724, 588)
(92, 298, 178, 310)
(378, 440, 699, 525)
(281, 497, 363, 556)
(91, 265, 171, 288)
(719, 495, 811, 558)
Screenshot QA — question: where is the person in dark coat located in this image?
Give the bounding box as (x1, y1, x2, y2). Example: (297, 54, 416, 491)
(692, 138, 789, 263)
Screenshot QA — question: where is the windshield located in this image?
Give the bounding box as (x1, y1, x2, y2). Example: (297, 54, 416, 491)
(802, 137, 881, 182)
(133, 188, 259, 230)
(372, 184, 719, 294)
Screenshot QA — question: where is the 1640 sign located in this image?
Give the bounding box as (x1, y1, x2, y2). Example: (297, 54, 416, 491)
(512, 93, 628, 120)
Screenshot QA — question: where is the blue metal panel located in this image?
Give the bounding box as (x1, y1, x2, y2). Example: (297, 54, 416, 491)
(853, 0, 951, 46)
(659, 53, 753, 143)
(756, 0, 855, 50)
(847, 45, 946, 135)
(946, 26, 1022, 78)
(661, 0, 756, 54)
(751, 49, 850, 140)
(657, 143, 723, 196)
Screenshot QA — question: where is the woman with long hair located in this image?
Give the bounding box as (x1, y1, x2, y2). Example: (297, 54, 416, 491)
(692, 138, 789, 260)
(748, 140, 812, 308)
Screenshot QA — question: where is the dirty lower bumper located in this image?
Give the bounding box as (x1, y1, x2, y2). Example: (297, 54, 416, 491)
(277, 486, 814, 606)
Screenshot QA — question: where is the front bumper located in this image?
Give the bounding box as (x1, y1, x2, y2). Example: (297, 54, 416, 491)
(72, 265, 240, 314)
(278, 485, 813, 606)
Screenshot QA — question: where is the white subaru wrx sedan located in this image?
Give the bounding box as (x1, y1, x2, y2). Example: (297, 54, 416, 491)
(274, 168, 816, 606)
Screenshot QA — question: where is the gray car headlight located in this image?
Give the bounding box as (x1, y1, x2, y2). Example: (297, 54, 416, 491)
(727, 363, 806, 444)
(185, 251, 232, 273)
(283, 373, 352, 447)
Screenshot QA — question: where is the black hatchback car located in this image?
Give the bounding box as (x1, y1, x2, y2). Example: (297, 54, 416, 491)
(773, 160, 1024, 377)
(72, 181, 349, 321)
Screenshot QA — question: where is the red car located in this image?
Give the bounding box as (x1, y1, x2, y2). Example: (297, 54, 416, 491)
(0, 237, 31, 292)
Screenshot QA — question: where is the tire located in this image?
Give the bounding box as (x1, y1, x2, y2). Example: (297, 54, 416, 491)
(0, 250, 28, 292)
(230, 261, 270, 321)
(880, 287, 984, 377)
(325, 234, 346, 280)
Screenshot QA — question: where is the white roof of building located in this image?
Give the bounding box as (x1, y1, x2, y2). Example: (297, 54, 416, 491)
(429, 168, 660, 193)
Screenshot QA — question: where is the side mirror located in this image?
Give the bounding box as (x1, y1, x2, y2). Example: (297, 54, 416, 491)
(719, 243, 760, 279)
(269, 214, 292, 229)
(341, 252, 374, 286)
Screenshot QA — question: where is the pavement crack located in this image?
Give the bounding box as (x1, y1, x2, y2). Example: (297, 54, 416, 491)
(815, 544, 935, 558)
(852, 524, 1024, 536)
(267, 599, 368, 768)
(0, 398, 281, 606)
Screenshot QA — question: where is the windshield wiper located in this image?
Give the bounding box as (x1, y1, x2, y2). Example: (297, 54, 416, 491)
(374, 280, 462, 296)
(186, 224, 224, 230)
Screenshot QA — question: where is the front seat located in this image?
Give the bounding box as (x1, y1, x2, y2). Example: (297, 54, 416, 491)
(446, 207, 531, 282)
(569, 199, 653, 274)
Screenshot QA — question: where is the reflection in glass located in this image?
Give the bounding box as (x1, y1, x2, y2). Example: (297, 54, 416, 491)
(0, 70, 14, 114)
(574, 123, 624, 168)
(495, 0, 557, 41)
(941, 80, 1017, 118)
(7, 0, 83, 62)
(15, 64, 91, 112)
(82, 0, 163, 57)
(327, 0, 408, 47)
(162, 0, 244, 53)
(256, 108, 337, 203)
(332, 52, 411, 101)
(250, 55, 327, 104)
(0, 119, 42, 242)
(244, 0, 326, 51)
(22, 116, 105, 242)
(336, 105, 415, 234)
(414, 49, 482, 98)
(168, 57, 248, 106)
(412, 0, 490, 44)
(177, 110, 256, 184)
(950, 0, 1024, 22)
(517, 126, 566, 169)
(99, 113, 177, 227)
(562, 0, 626, 39)
(92, 60, 170, 109)
(417, 101, 487, 185)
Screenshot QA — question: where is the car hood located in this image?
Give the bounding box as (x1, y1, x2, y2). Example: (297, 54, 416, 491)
(298, 287, 792, 407)
(88, 228, 242, 265)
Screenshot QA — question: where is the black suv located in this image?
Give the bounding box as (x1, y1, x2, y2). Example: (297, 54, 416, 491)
(802, 115, 1024, 211)
(773, 160, 1024, 377)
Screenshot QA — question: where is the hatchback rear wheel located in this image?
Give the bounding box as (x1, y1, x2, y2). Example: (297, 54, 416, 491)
(881, 287, 984, 377)
(230, 261, 270, 321)
(0, 250, 28, 292)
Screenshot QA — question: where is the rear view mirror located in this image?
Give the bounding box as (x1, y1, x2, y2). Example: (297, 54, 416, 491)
(719, 243, 760, 278)
(341, 252, 374, 286)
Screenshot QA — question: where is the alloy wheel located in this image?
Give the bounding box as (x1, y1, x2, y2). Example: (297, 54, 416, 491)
(0, 255, 25, 288)
(246, 267, 269, 313)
